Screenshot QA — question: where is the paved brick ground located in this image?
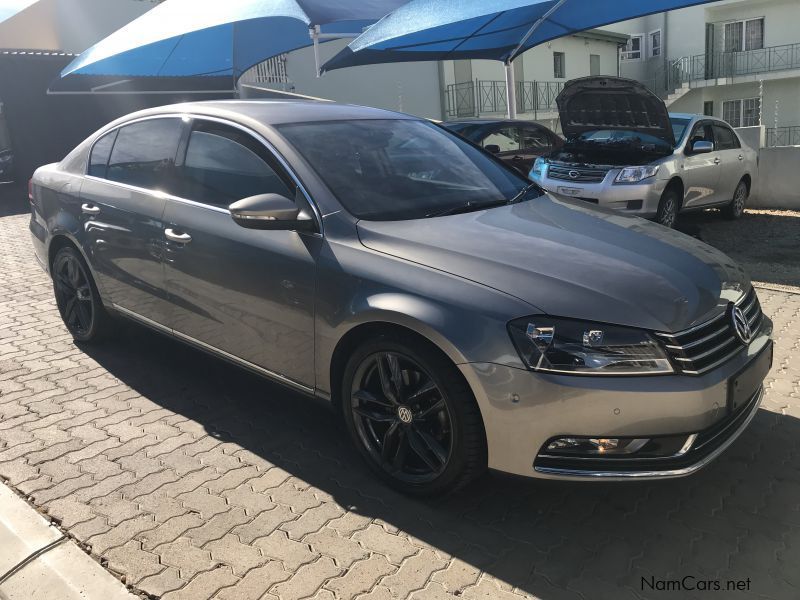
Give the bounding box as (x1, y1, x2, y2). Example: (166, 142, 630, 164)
(1, 210, 799, 600)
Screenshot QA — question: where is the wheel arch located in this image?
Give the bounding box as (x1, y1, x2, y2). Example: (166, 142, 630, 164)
(664, 176, 685, 209)
(46, 232, 109, 302)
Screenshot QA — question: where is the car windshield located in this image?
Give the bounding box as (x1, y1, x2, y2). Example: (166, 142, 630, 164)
(277, 119, 534, 221)
(670, 117, 692, 143)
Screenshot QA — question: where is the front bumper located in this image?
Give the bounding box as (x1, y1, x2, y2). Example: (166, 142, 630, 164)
(458, 327, 772, 480)
(532, 170, 667, 218)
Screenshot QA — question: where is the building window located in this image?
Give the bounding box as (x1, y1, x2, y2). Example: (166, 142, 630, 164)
(590, 54, 600, 75)
(621, 34, 643, 61)
(553, 52, 566, 78)
(649, 30, 662, 58)
(703, 101, 714, 117)
(724, 18, 764, 52)
(723, 98, 760, 128)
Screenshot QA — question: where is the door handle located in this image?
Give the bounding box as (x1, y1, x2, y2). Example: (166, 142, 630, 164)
(165, 228, 192, 244)
(81, 203, 100, 215)
(714, 158, 721, 165)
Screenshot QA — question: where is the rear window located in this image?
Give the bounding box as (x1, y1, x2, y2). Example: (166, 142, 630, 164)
(107, 118, 182, 191)
(88, 130, 117, 179)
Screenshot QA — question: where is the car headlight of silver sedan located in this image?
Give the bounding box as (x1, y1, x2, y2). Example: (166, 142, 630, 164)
(614, 165, 659, 184)
(530, 157, 546, 178)
(508, 317, 673, 375)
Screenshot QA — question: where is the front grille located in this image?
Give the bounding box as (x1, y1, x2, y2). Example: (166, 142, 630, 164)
(547, 163, 610, 183)
(654, 287, 763, 375)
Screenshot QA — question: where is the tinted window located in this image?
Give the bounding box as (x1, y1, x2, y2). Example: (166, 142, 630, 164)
(179, 122, 292, 207)
(107, 119, 182, 190)
(277, 119, 532, 221)
(713, 124, 740, 150)
(520, 126, 553, 151)
(483, 127, 519, 152)
(687, 123, 714, 152)
(88, 130, 117, 179)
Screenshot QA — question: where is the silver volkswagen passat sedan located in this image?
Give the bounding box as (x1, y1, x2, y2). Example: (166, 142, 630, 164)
(29, 101, 772, 495)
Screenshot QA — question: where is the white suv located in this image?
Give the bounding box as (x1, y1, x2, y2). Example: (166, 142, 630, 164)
(530, 77, 758, 228)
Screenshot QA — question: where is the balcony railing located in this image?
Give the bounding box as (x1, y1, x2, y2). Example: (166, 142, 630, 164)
(766, 126, 800, 147)
(444, 80, 563, 119)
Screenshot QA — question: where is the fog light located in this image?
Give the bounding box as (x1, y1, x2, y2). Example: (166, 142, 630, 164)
(546, 437, 650, 455)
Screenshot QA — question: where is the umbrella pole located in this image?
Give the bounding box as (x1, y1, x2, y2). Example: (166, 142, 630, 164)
(505, 62, 517, 119)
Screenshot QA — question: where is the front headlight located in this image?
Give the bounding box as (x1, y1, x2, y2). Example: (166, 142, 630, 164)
(615, 165, 659, 184)
(508, 317, 673, 375)
(530, 157, 546, 178)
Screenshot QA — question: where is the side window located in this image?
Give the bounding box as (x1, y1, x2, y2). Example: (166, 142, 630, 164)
(179, 122, 293, 207)
(107, 119, 182, 191)
(713, 124, 740, 150)
(520, 127, 552, 151)
(687, 123, 714, 153)
(88, 130, 117, 179)
(483, 127, 520, 153)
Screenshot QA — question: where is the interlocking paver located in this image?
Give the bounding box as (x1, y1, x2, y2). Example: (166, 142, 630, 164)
(0, 210, 799, 600)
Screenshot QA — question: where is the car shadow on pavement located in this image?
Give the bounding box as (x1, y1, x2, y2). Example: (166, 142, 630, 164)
(76, 320, 800, 600)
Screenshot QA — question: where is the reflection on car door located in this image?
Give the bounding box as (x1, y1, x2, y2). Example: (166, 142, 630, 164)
(682, 121, 721, 208)
(482, 126, 524, 171)
(81, 118, 181, 325)
(162, 119, 318, 388)
(712, 123, 745, 202)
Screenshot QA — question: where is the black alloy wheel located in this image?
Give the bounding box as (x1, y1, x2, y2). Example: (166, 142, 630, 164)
(342, 336, 486, 495)
(52, 246, 113, 342)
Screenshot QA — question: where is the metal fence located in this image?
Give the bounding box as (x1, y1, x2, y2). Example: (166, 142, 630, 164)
(766, 126, 800, 148)
(444, 80, 563, 118)
(239, 54, 294, 91)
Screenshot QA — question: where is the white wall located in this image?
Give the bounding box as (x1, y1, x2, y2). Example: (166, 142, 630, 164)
(285, 39, 445, 120)
(752, 146, 800, 208)
(0, 0, 156, 52)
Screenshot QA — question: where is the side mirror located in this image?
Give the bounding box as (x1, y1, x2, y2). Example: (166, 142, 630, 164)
(485, 144, 501, 154)
(691, 140, 714, 154)
(229, 193, 316, 232)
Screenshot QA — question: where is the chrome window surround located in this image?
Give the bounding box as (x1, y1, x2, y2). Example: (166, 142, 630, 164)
(84, 113, 324, 235)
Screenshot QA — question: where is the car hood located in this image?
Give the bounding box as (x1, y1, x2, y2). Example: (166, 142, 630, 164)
(356, 197, 749, 333)
(556, 76, 675, 146)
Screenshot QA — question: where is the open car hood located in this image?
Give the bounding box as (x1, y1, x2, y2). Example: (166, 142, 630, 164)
(556, 76, 675, 146)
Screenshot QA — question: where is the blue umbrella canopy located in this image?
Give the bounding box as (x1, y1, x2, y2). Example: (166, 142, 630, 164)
(59, 0, 408, 80)
(323, 0, 722, 71)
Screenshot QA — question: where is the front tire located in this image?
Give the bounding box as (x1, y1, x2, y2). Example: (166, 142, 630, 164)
(51, 246, 114, 342)
(341, 334, 486, 496)
(722, 180, 748, 220)
(655, 188, 679, 228)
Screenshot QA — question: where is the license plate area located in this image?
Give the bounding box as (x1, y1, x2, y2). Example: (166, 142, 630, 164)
(557, 187, 582, 196)
(728, 343, 772, 413)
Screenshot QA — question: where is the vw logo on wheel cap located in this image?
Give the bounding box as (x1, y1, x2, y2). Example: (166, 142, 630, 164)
(730, 305, 752, 345)
(397, 406, 413, 424)
(568, 170, 580, 179)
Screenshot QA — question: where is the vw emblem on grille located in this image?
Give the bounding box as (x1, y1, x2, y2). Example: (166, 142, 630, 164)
(730, 305, 752, 345)
(397, 406, 413, 424)
(568, 170, 580, 179)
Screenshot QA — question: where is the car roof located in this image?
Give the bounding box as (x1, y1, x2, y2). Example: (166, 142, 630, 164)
(114, 100, 415, 127)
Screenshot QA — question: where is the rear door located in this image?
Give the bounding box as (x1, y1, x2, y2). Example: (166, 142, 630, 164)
(681, 121, 722, 208)
(162, 119, 319, 388)
(80, 117, 182, 325)
(712, 122, 745, 202)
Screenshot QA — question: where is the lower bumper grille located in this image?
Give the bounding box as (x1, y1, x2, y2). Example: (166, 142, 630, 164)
(534, 386, 763, 478)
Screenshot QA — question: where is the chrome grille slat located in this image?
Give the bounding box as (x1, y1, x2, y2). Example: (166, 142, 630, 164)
(656, 288, 763, 376)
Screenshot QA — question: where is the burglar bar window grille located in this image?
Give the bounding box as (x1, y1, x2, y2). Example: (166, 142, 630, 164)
(723, 98, 760, 128)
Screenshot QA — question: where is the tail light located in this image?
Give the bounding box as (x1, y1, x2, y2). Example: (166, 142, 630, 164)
(28, 179, 34, 202)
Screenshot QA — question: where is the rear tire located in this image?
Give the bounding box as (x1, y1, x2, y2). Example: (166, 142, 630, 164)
(722, 180, 748, 220)
(655, 188, 679, 229)
(51, 246, 115, 342)
(340, 333, 486, 496)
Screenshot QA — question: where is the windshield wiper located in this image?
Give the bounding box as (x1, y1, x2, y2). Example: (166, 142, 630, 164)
(426, 184, 539, 218)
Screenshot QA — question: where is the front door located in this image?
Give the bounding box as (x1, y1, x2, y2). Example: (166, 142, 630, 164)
(682, 121, 721, 208)
(80, 118, 182, 325)
(712, 123, 746, 202)
(162, 119, 318, 388)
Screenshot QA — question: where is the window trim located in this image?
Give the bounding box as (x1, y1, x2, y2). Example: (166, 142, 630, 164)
(84, 113, 323, 235)
(648, 29, 662, 58)
(621, 34, 644, 61)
